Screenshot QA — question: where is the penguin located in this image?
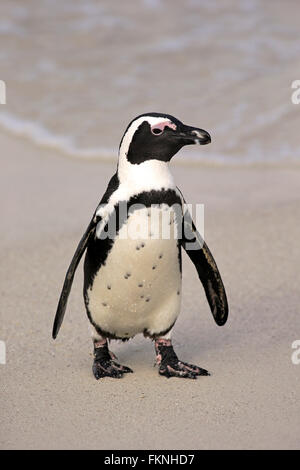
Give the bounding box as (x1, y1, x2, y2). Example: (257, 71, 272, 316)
(52, 112, 228, 380)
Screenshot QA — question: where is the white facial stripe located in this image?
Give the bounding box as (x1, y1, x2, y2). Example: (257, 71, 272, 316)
(117, 115, 176, 196)
(95, 115, 180, 240)
(151, 121, 177, 134)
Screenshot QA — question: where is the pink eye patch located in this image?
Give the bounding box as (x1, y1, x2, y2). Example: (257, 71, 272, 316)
(151, 121, 177, 135)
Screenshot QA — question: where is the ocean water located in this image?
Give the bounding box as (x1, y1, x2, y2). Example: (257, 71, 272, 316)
(0, 0, 299, 165)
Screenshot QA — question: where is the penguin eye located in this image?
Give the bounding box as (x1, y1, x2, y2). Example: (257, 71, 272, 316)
(151, 127, 163, 135)
(150, 120, 176, 135)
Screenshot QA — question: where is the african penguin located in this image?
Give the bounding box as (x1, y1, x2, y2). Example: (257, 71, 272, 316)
(53, 112, 228, 379)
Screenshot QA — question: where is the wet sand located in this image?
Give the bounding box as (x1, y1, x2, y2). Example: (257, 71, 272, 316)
(1, 131, 300, 449)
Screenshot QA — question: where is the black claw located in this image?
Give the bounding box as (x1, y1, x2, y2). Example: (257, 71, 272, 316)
(186, 373, 197, 380)
(121, 365, 134, 374)
(93, 360, 132, 379)
(158, 364, 207, 379)
(112, 362, 133, 374)
(93, 368, 102, 380)
(109, 368, 123, 379)
(181, 361, 210, 376)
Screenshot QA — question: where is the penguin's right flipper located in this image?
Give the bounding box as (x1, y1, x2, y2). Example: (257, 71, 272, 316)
(52, 218, 97, 339)
(52, 173, 120, 339)
(180, 206, 228, 327)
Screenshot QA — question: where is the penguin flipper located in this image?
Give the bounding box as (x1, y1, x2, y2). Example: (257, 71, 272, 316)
(52, 218, 96, 339)
(181, 208, 228, 326)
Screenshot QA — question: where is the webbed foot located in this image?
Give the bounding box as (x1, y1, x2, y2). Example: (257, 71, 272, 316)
(93, 341, 133, 380)
(155, 338, 210, 379)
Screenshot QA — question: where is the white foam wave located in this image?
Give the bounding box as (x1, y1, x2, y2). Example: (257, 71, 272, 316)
(0, 112, 115, 161)
(0, 111, 299, 168)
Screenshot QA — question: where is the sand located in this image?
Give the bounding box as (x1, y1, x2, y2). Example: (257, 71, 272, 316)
(1, 131, 300, 450)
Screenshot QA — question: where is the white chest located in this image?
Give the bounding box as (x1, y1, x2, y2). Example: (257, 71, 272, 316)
(87, 205, 182, 338)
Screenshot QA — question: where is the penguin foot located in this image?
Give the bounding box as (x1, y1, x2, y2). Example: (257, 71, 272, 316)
(93, 342, 133, 380)
(155, 338, 210, 379)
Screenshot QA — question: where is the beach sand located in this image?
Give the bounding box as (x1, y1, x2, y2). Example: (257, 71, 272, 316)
(1, 130, 299, 449)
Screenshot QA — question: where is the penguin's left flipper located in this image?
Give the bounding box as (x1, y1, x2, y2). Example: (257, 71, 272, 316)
(52, 217, 97, 339)
(181, 208, 228, 326)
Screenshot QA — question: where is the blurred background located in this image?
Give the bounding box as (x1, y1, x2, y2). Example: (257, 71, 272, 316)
(0, 0, 299, 164)
(1, 0, 300, 451)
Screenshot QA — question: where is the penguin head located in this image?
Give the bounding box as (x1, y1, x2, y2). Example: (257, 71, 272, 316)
(119, 112, 211, 165)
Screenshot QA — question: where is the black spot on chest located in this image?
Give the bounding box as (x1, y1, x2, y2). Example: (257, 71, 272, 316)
(83, 188, 182, 294)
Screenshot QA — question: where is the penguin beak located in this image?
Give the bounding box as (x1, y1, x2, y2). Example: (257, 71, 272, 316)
(176, 125, 211, 146)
